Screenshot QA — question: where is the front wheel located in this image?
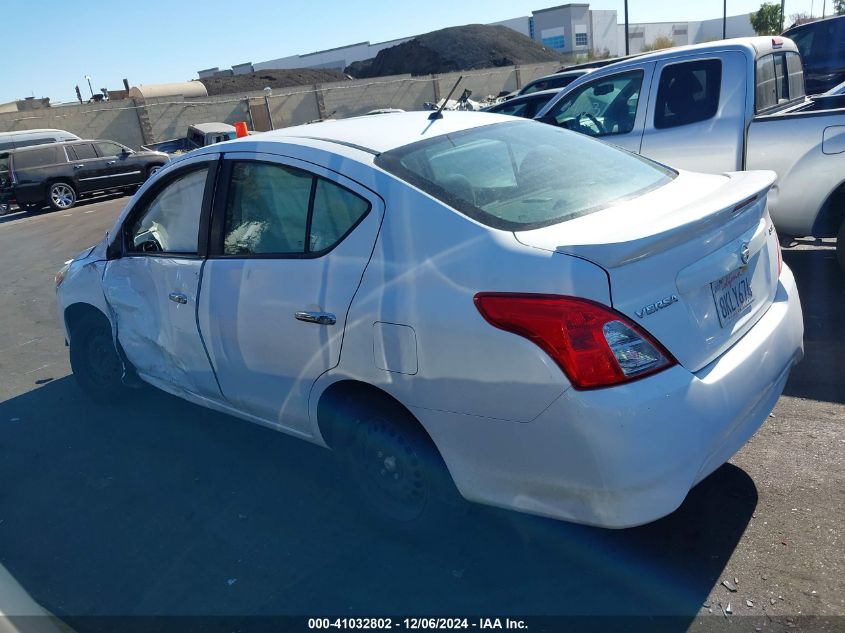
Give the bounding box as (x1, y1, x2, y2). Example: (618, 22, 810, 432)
(48, 182, 77, 210)
(69, 317, 128, 403)
(146, 164, 163, 180)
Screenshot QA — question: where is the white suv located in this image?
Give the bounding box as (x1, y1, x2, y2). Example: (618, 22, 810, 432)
(55, 112, 804, 529)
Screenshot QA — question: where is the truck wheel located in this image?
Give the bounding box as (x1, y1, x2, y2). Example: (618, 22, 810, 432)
(837, 219, 845, 274)
(69, 315, 128, 403)
(336, 397, 464, 533)
(146, 165, 162, 179)
(48, 182, 77, 210)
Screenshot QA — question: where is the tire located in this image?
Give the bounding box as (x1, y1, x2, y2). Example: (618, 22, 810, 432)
(837, 219, 845, 274)
(335, 397, 464, 533)
(69, 316, 128, 403)
(48, 182, 77, 210)
(146, 164, 163, 180)
(0, 201, 9, 215)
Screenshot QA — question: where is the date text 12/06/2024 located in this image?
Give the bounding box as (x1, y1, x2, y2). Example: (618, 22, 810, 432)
(308, 618, 528, 630)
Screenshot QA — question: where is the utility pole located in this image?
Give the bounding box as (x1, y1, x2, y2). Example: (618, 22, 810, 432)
(780, 0, 786, 31)
(84, 75, 94, 99)
(624, 0, 629, 55)
(723, 0, 727, 38)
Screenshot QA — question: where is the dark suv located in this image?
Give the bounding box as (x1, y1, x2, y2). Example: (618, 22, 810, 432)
(784, 15, 845, 94)
(6, 140, 168, 211)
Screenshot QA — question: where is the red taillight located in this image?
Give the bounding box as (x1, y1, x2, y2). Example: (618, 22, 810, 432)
(474, 293, 676, 389)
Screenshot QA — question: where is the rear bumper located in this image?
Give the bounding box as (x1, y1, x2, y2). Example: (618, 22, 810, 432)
(415, 264, 804, 528)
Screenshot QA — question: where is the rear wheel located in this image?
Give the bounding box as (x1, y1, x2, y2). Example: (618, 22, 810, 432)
(146, 164, 163, 180)
(336, 397, 463, 532)
(48, 182, 77, 210)
(69, 316, 128, 403)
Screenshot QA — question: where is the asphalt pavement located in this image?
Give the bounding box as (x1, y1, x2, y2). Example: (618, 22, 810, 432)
(0, 196, 842, 633)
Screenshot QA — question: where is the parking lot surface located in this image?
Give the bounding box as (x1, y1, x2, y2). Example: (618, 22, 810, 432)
(0, 196, 843, 632)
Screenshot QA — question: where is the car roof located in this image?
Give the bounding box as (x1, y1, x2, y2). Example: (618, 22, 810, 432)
(214, 111, 516, 155)
(9, 139, 122, 153)
(784, 14, 845, 35)
(0, 128, 77, 138)
(190, 122, 236, 134)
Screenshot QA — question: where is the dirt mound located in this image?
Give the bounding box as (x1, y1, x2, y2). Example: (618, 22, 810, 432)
(346, 24, 563, 78)
(199, 68, 348, 96)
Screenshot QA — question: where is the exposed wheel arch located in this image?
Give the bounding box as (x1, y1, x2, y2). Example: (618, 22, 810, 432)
(317, 380, 435, 452)
(812, 180, 845, 238)
(64, 302, 110, 341)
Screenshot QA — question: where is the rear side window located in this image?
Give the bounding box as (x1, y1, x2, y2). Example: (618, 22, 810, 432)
(221, 161, 370, 256)
(376, 120, 675, 231)
(756, 52, 806, 112)
(654, 59, 722, 129)
(70, 143, 97, 160)
(489, 100, 531, 117)
(11, 146, 64, 170)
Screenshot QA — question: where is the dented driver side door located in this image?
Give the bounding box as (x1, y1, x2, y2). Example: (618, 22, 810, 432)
(101, 154, 221, 400)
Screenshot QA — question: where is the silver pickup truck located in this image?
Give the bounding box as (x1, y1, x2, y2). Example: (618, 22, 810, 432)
(535, 36, 845, 271)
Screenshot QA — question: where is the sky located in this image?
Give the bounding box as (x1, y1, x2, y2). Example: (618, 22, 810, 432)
(2, 0, 825, 105)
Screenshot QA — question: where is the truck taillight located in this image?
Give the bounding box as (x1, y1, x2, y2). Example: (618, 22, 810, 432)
(474, 293, 676, 389)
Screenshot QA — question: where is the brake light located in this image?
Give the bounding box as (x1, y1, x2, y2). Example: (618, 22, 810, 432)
(474, 293, 676, 389)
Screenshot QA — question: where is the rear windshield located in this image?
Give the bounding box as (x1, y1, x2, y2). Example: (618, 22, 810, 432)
(755, 51, 806, 112)
(375, 120, 675, 231)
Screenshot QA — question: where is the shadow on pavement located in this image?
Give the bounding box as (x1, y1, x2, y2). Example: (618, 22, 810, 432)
(781, 245, 845, 404)
(0, 376, 756, 631)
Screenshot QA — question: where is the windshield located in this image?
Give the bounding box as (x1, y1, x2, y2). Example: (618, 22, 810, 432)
(375, 120, 675, 231)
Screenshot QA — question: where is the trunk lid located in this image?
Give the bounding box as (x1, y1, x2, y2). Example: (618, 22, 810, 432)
(514, 170, 780, 372)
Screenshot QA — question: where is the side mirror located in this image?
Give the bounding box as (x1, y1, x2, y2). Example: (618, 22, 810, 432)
(535, 113, 557, 126)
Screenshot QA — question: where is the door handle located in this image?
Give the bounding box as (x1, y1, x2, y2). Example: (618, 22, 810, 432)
(74, 164, 84, 169)
(106, 160, 116, 166)
(168, 292, 188, 305)
(294, 311, 336, 325)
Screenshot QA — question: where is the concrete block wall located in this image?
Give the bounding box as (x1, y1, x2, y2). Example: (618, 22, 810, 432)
(0, 62, 568, 147)
(0, 99, 146, 149)
(322, 76, 436, 119)
(143, 95, 251, 145)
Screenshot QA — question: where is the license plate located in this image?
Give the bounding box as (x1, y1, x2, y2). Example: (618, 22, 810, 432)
(711, 268, 754, 328)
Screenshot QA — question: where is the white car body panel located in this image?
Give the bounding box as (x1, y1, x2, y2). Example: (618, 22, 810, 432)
(56, 112, 805, 528)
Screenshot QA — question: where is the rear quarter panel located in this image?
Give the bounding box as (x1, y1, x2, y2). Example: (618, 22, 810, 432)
(310, 170, 613, 430)
(747, 110, 845, 236)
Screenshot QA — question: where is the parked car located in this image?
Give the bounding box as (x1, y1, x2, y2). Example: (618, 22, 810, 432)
(513, 69, 593, 98)
(535, 36, 845, 271)
(0, 128, 80, 151)
(143, 122, 236, 154)
(482, 88, 560, 119)
(7, 140, 168, 211)
(783, 15, 845, 94)
(55, 112, 803, 529)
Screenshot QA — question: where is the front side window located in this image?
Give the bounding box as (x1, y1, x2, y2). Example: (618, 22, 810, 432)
(543, 71, 643, 137)
(222, 162, 370, 256)
(654, 59, 722, 129)
(128, 167, 208, 254)
(96, 141, 127, 157)
(376, 120, 675, 231)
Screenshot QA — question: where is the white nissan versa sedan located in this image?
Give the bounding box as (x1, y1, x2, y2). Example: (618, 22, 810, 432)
(55, 112, 804, 529)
